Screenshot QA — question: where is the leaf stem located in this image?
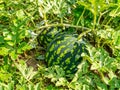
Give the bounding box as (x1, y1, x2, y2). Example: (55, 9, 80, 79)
(77, 29, 91, 40)
(35, 23, 90, 31)
(76, 8, 86, 26)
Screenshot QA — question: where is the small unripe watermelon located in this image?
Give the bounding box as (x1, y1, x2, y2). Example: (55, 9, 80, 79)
(45, 33, 88, 74)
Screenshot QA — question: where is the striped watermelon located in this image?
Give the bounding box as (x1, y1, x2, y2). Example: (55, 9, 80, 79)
(37, 27, 62, 48)
(45, 33, 88, 74)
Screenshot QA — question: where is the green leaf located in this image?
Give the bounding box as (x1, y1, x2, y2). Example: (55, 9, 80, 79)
(17, 42, 31, 53)
(28, 84, 34, 90)
(109, 77, 120, 89)
(0, 36, 4, 43)
(56, 77, 68, 86)
(109, 7, 120, 17)
(0, 70, 12, 82)
(34, 83, 41, 90)
(16, 9, 25, 20)
(0, 47, 9, 56)
(7, 82, 14, 90)
(9, 50, 18, 60)
(15, 61, 38, 81)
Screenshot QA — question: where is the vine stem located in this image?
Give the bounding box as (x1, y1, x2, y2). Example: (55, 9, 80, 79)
(35, 23, 90, 31)
(28, 23, 92, 45)
(76, 8, 86, 26)
(77, 29, 91, 40)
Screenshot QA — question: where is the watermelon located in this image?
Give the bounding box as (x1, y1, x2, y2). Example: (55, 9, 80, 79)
(45, 33, 88, 74)
(37, 27, 63, 48)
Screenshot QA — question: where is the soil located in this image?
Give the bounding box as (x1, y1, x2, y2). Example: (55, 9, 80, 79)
(18, 48, 46, 71)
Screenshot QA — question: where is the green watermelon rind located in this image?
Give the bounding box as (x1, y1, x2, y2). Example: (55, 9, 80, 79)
(46, 33, 87, 74)
(37, 27, 63, 47)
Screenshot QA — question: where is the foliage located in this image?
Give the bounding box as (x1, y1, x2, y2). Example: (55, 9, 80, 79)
(0, 0, 120, 90)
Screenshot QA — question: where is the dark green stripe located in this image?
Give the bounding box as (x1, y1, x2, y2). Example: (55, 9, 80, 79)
(48, 36, 76, 66)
